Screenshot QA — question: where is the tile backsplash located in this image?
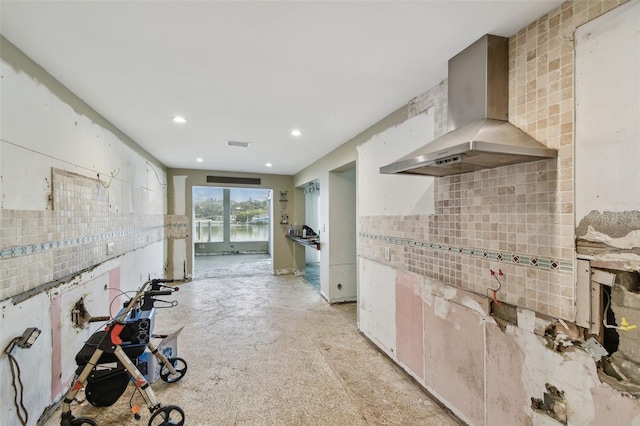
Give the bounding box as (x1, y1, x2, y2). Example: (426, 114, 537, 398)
(0, 168, 167, 301)
(359, 0, 628, 321)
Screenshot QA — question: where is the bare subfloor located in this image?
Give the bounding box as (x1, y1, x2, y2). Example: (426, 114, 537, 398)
(44, 257, 459, 425)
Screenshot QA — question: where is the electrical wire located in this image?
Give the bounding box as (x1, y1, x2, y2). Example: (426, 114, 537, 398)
(487, 269, 503, 305)
(107, 289, 137, 318)
(603, 290, 638, 331)
(128, 385, 144, 419)
(98, 168, 120, 188)
(3, 338, 29, 426)
(146, 160, 167, 187)
(0, 137, 120, 186)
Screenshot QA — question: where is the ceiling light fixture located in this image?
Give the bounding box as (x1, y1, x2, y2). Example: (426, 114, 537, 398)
(291, 129, 302, 136)
(226, 140, 251, 148)
(172, 116, 187, 123)
(196, 158, 203, 162)
(266, 163, 272, 167)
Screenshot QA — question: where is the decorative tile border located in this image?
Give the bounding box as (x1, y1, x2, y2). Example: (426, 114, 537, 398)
(0, 225, 165, 260)
(359, 232, 573, 273)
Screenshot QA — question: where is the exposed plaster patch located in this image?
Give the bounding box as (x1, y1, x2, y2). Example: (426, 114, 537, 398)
(420, 275, 491, 315)
(511, 325, 600, 424)
(577, 211, 640, 240)
(518, 308, 536, 333)
(422, 291, 434, 307)
(442, 286, 457, 300)
(434, 297, 449, 319)
(420, 274, 492, 322)
(581, 226, 640, 250)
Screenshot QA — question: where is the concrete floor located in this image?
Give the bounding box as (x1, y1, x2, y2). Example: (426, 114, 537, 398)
(44, 255, 459, 425)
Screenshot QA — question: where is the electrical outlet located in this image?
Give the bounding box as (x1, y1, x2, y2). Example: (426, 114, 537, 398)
(384, 247, 390, 260)
(107, 242, 115, 255)
(16, 327, 40, 349)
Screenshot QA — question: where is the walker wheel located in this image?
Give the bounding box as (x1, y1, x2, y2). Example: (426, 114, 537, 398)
(70, 418, 98, 426)
(160, 357, 188, 383)
(148, 405, 185, 426)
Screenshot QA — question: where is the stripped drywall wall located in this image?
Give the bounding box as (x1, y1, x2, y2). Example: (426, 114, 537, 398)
(356, 1, 640, 424)
(575, 0, 640, 271)
(572, 0, 640, 399)
(357, 109, 435, 217)
(0, 36, 167, 425)
(575, 0, 640, 220)
(358, 257, 396, 355)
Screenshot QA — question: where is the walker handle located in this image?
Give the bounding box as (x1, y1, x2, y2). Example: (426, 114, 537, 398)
(147, 290, 173, 296)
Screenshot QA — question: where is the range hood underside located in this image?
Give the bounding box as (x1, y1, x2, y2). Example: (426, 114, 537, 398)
(379, 119, 557, 177)
(387, 148, 553, 177)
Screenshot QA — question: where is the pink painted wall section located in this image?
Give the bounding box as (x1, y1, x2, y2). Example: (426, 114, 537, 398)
(50, 293, 63, 398)
(395, 270, 424, 379)
(423, 298, 485, 425)
(590, 384, 640, 425)
(108, 267, 121, 317)
(485, 324, 531, 426)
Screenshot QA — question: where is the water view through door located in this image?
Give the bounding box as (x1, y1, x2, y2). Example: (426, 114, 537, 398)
(193, 187, 272, 277)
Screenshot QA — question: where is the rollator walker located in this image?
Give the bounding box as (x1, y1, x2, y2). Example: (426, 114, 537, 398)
(61, 278, 188, 426)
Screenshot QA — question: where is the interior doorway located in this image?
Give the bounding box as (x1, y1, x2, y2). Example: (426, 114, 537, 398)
(192, 186, 272, 278)
(326, 166, 357, 302)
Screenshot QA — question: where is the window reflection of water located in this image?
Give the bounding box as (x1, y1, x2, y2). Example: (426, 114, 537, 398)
(194, 222, 269, 242)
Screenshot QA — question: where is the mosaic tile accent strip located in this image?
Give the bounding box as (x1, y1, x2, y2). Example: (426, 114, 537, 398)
(359, 232, 573, 273)
(0, 226, 164, 260)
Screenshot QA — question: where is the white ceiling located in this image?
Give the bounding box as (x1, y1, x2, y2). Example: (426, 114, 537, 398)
(0, 1, 563, 175)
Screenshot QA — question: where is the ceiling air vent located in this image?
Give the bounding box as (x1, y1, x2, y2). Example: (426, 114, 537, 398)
(226, 140, 251, 148)
(206, 176, 261, 185)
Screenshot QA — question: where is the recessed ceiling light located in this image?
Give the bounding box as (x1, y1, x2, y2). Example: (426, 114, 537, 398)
(226, 140, 251, 148)
(172, 116, 187, 123)
(266, 163, 272, 167)
(196, 158, 203, 162)
(291, 129, 302, 136)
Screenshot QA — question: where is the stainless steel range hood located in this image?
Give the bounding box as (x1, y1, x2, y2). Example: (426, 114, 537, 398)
(380, 35, 557, 177)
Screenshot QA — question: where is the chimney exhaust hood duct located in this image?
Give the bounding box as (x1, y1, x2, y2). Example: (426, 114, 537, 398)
(380, 34, 557, 177)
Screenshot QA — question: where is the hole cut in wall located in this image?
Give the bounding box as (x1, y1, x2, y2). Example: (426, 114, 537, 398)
(71, 297, 91, 328)
(595, 269, 640, 395)
(490, 300, 517, 331)
(531, 384, 568, 425)
(603, 285, 619, 355)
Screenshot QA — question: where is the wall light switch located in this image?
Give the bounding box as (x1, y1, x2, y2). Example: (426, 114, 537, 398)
(107, 242, 115, 255)
(384, 247, 390, 261)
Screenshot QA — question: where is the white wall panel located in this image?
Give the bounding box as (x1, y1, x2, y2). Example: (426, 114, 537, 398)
(358, 257, 396, 356)
(357, 109, 435, 217)
(575, 0, 640, 220)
